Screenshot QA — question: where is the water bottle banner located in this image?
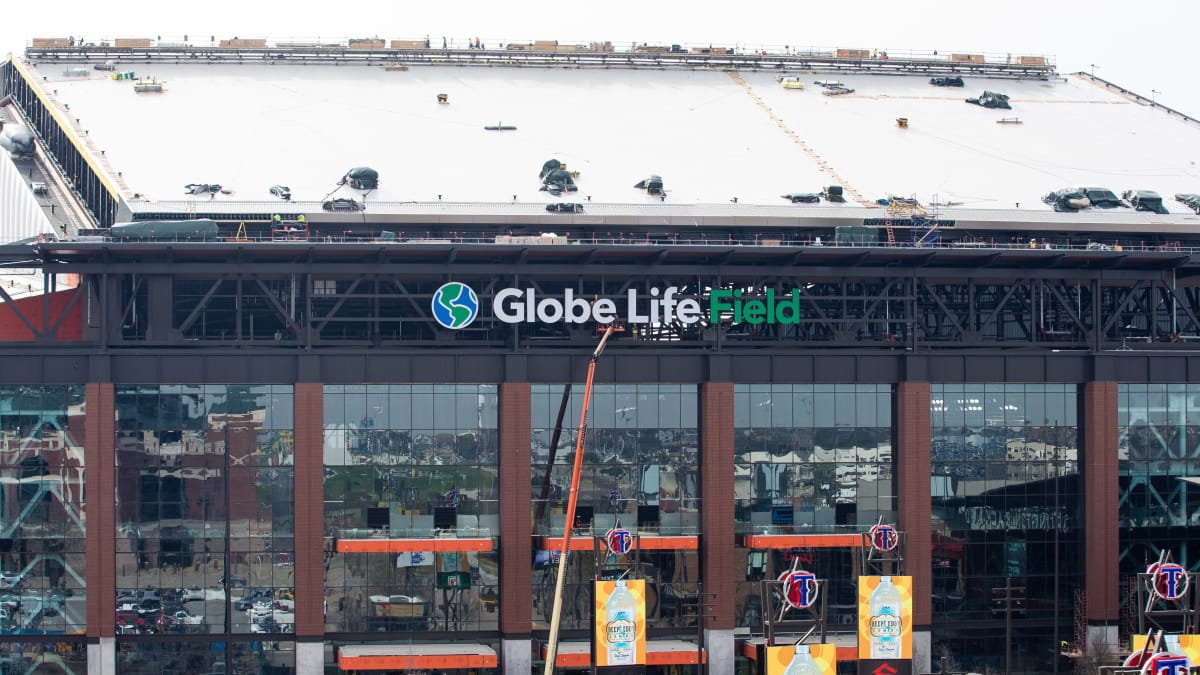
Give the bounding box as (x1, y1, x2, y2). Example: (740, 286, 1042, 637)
(857, 575, 913, 660)
(766, 643, 837, 675)
(1132, 634, 1200, 665)
(594, 579, 646, 666)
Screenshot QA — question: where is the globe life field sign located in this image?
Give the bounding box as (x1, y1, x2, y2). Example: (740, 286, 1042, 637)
(431, 282, 480, 329)
(436, 284, 817, 328)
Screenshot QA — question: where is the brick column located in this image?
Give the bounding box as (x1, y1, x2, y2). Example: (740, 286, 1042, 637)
(499, 383, 532, 675)
(85, 382, 116, 675)
(1081, 382, 1118, 646)
(700, 382, 734, 673)
(895, 382, 932, 672)
(293, 383, 324, 638)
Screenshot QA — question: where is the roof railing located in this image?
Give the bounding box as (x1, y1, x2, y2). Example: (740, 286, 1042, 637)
(24, 35, 1055, 69)
(17, 231, 1198, 254)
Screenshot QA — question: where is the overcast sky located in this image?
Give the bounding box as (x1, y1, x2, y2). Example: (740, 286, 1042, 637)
(4, 0, 1200, 116)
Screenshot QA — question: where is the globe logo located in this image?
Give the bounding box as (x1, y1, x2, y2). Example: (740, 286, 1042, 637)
(431, 282, 479, 329)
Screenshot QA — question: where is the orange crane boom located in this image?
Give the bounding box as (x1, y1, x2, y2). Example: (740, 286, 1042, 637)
(542, 325, 615, 675)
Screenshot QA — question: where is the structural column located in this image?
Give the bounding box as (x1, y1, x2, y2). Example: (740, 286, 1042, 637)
(1081, 382, 1119, 651)
(699, 382, 735, 674)
(85, 383, 116, 675)
(895, 382, 932, 674)
(499, 383, 533, 675)
(293, 383, 325, 674)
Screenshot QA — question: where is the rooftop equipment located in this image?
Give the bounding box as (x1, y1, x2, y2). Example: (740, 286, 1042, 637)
(634, 174, 665, 195)
(781, 193, 820, 203)
(342, 167, 379, 190)
(133, 78, 164, 93)
(1042, 189, 1091, 212)
(1122, 190, 1168, 214)
(184, 183, 222, 195)
(1081, 187, 1127, 209)
(966, 91, 1011, 109)
(929, 76, 964, 87)
(822, 185, 845, 202)
(1176, 194, 1200, 214)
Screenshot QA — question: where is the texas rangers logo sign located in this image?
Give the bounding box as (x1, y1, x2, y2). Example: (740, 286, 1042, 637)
(1147, 562, 1190, 601)
(869, 524, 900, 552)
(606, 527, 634, 555)
(779, 569, 820, 610)
(445, 489, 460, 508)
(1141, 653, 1190, 675)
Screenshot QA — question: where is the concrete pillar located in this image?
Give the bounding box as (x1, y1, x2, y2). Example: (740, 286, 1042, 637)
(293, 383, 325, 637)
(703, 628, 734, 675)
(1081, 383, 1119, 640)
(912, 630, 932, 674)
(503, 638, 532, 675)
(86, 637, 115, 675)
(295, 641, 324, 675)
(895, 382, 932, 675)
(1086, 624, 1119, 656)
(700, 382, 734, 675)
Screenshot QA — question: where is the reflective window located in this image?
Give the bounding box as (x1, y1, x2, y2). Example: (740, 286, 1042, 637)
(930, 384, 1080, 628)
(531, 384, 699, 631)
(0, 385, 86, 635)
(115, 385, 295, 635)
(323, 385, 499, 633)
(1118, 383, 1200, 574)
(116, 640, 294, 674)
(733, 384, 893, 628)
(0, 641, 86, 673)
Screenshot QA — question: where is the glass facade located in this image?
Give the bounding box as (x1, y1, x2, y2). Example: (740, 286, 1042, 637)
(115, 385, 295, 635)
(0, 385, 86, 635)
(531, 384, 699, 630)
(1118, 384, 1200, 575)
(733, 384, 893, 628)
(116, 640, 294, 674)
(0, 641, 86, 674)
(322, 384, 499, 633)
(930, 384, 1079, 673)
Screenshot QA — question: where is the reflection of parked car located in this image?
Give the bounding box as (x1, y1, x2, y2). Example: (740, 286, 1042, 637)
(183, 587, 206, 602)
(170, 610, 203, 626)
(219, 576, 247, 588)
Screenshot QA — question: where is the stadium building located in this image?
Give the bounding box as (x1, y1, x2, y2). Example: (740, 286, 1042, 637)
(1, 37, 1200, 674)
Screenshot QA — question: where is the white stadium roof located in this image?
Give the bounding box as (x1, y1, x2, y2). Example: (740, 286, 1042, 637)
(23, 59, 1200, 214)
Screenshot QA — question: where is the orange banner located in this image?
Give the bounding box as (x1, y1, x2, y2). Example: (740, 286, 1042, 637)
(766, 643, 837, 674)
(858, 576, 913, 660)
(594, 579, 646, 666)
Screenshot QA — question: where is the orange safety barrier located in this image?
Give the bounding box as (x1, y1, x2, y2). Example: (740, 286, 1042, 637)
(741, 533, 864, 549)
(336, 537, 492, 553)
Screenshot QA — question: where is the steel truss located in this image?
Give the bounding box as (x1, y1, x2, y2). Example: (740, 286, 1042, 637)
(2, 243, 1199, 352)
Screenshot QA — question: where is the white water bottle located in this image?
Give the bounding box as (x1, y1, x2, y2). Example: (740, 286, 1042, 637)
(869, 576, 903, 658)
(605, 580, 637, 665)
(782, 643, 822, 675)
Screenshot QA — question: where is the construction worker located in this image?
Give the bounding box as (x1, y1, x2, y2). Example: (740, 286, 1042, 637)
(424, 35, 430, 49)
(442, 36, 447, 49)
(272, 214, 282, 226)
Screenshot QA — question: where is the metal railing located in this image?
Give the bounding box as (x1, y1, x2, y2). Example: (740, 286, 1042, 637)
(20, 231, 1200, 255)
(25, 34, 1055, 67)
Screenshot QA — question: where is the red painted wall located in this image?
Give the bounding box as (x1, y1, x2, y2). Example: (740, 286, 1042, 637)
(0, 288, 84, 340)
